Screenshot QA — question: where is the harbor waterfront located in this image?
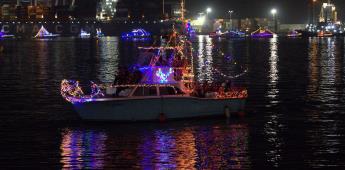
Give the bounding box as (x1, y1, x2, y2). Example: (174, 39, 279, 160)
(0, 20, 178, 37)
(1, 36, 345, 168)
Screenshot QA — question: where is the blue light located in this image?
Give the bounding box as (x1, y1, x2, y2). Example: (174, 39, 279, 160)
(121, 29, 151, 39)
(156, 68, 173, 83)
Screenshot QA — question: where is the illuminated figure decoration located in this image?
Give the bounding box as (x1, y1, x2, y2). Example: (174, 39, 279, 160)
(96, 28, 105, 37)
(156, 68, 174, 83)
(80, 29, 91, 38)
(185, 21, 196, 37)
(121, 29, 151, 40)
(0, 28, 15, 38)
(34, 26, 60, 38)
(251, 28, 275, 38)
(61, 80, 104, 104)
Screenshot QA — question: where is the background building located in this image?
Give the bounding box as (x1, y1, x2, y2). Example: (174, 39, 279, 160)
(115, 0, 180, 20)
(319, 1, 338, 23)
(96, 0, 117, 20)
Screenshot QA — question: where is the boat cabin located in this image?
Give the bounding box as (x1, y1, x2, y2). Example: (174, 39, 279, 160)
(105, 84, 186, 98)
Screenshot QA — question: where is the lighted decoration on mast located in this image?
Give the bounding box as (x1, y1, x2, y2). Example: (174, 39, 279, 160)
(156, 68, 174, 83)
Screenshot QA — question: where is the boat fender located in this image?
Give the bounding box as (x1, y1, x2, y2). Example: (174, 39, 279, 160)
(159, 113, 166, 122)
(224, 106, 230, 119)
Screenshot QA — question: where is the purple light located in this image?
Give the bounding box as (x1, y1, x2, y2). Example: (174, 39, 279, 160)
(121, 29, 151, 39)
(251, 33, 273, 38)
(156, 68, 173, 83)
(251, 29, 274, 38)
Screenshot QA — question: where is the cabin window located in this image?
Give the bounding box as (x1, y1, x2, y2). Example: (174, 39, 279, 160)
(159, 87, 176, 95)
(148, 87, 157, 96)
(133, 87, 157, 96)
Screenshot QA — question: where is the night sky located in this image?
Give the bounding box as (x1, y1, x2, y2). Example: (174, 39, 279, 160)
(186, 0, 345, 23)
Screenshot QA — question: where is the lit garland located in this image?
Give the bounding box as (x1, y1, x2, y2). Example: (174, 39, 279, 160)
(156, 68, 173, 83)
(61, 79, 104, 104)
(212, 68, 248, 79)
(216, 89, 248, 99)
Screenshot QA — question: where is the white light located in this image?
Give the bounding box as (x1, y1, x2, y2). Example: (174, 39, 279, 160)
(271, 9, 277, 15)
(206, 8, 212, 13)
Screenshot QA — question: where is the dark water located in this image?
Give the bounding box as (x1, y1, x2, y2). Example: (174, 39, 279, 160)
(0, 36, 345, 169)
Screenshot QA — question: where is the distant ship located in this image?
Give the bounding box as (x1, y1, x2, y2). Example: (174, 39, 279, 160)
(251, 28, 275, 38)
(34, 26, 60, 39)
(79, 29, 91, 38)
(0, 28, 15, 38)
(317, 30, 333, 37)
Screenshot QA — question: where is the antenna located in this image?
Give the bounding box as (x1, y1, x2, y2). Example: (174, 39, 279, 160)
(181, 0, 185, 20)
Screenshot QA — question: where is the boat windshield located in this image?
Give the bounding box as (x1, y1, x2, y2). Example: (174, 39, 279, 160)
(133, 86, 157, 96)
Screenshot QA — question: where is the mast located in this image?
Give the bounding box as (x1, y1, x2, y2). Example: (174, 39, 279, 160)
(181, 0, 185, 20)
(162, 0, 165, 18)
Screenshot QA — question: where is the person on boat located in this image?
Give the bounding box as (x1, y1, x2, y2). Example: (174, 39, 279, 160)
(114, 67, 130, 85)
(218, 86, 225, 98)
(224, 79, 232, 92)
(132, 70, 143, 83)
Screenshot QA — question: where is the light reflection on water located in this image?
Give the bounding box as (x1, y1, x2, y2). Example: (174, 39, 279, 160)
(264, 37, 284, 167)
(60, 129, 107, 169)
(59, 123, 250, 169)
(196, 35, 214, 83)
(305, 37, 344, 168)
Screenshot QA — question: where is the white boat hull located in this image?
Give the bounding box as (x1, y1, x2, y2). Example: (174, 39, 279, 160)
(73, 96, 245, 121)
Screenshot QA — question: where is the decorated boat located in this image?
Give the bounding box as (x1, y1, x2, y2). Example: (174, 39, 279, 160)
(251, 28, 275, 38)
(34, 26, 59, 39)
(210, 30, 245, 38)
(317, 30, 333, 37)
(80, 29, 91, 38)
(121, 29, 151, 40)
(0, 28, 15, 38)
(61, 33, 247, 121)
(287, 30, 302, 37)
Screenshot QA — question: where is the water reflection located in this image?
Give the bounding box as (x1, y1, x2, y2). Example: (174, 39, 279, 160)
(60, 123, 250, 169)
(60, 129, 107, 169)
(306, 37, 344, 168)
(267, 37, 279, 102)
(96, 37, 120, 83)
(196, 35, 214, 82)
(264, 37, 284, 167)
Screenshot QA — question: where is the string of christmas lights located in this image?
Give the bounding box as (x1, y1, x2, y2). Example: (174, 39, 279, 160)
(212, 67, 248, 79)
(61, 80, 104, 103)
